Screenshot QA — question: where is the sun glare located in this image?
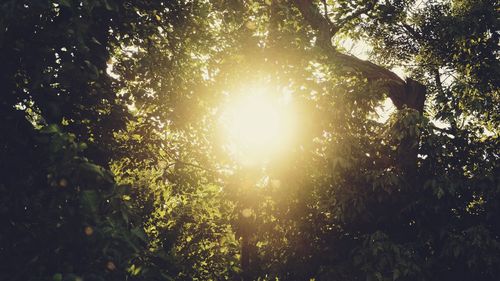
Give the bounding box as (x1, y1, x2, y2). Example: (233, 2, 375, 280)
(220, 85, 296, 166)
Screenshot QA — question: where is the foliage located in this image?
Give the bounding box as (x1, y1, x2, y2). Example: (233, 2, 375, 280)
(0, 122, 176, 280)
(1, 0, 499, 280)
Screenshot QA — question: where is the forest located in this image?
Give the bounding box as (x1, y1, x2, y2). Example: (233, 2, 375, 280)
(0, 0, 498, 280)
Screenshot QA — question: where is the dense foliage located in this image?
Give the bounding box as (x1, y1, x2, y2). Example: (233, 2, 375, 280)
(1, 0, 498, 280)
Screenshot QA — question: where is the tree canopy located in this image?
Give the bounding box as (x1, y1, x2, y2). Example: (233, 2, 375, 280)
(0, 0, 498, 280)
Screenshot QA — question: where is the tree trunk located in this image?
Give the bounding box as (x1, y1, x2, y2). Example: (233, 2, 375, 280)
(292, 0, 426, 178)
(292, 0, 426, 113)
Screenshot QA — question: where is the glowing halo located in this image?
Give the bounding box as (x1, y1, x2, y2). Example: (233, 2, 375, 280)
(219, 84, 296, 166)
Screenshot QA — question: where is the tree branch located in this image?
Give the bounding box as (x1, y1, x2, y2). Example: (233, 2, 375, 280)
(293, 0, 337, 40)
(292, 0, 426, 112)
(337, 1, 375, 27)
(401, 23, 424, 41)
(433, 68, 446, 97)
(321, 0, 328, 18)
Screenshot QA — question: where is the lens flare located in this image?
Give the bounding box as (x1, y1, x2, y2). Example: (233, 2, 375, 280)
(220, 85, 296, 166)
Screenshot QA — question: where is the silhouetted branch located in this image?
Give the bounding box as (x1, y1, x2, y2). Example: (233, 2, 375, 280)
(337, 2, 375, 27)
(291, 0, 426, 112)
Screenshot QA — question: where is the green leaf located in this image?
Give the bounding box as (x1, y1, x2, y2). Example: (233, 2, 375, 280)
(41, 124, 60, 134)
(53, 273, 63, 281)
(131, 227, 148, 243)
(393, 269, 400, 280)
(103, 0, 117, 11)
(59, 0, 71, 8)
(80, 162, 105, 178)
(81, 190, 100, 216)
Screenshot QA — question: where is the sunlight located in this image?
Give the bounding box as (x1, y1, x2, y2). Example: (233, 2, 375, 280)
(220, 84, 296, 166)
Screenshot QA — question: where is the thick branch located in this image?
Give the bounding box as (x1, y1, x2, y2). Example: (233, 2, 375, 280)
(401, 23, 424, 41)
(294, 0, 336, 40)
(292, 0, 426, 112)
(321, 0, 327, 18)
(335, 1, 375, 28)
(433, 68, 445, 96)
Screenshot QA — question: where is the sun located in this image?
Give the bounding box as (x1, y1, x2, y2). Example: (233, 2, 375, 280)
(219, 84, 296, 166)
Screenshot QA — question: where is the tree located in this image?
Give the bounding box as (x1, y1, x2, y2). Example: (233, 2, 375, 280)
(0, 1, 178, 280)
(1, 0, 498, 280)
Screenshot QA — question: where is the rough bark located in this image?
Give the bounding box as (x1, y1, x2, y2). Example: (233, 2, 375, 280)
(292, 0, 426, 113)
(292, 0, 426, 178)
